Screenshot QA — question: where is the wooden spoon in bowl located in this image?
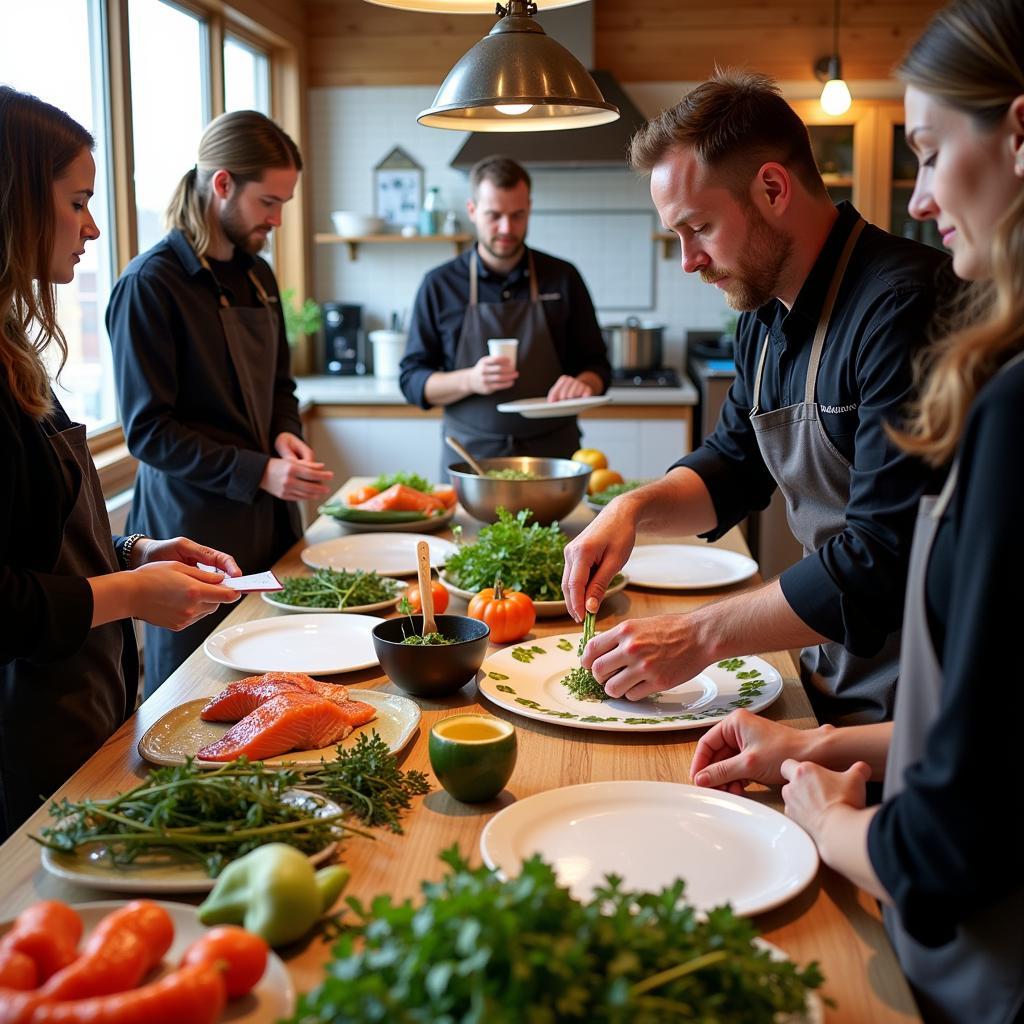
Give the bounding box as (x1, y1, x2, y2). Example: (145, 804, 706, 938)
(445, 435, 486, 477)
(416, 540, 437, 637)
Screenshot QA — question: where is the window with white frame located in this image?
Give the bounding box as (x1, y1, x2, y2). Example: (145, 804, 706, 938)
(1, 0, 119, 430)
(225, 34, 270, 115)
(129, 0, 211, 255)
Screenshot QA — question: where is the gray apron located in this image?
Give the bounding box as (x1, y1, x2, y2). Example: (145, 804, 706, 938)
(750, 219, 900, 726)
(883, 419, 1024, 1023)
(441, 249, 580, 479)
(2, 422, 133, 830)
(139, 259, 295, 696)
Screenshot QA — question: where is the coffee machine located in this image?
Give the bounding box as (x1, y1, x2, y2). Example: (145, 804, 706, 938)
(321, 302, 370, 375)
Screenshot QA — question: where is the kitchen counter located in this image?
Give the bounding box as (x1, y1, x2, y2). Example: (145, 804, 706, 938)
(0, 487, 920, 1022)
(295, 373, 698, 407)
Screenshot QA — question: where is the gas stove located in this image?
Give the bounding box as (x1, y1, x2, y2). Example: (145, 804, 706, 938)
(610, 367, 682, 388)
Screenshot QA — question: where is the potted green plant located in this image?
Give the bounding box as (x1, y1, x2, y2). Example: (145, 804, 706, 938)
(281, 288, 322, 375)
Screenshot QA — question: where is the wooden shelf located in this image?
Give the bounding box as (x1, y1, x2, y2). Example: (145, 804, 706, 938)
(892, 179, 917, 189)
(314, 232, 473, 260)
(653, 231, 677, 259)
(820, 174, 854, 187)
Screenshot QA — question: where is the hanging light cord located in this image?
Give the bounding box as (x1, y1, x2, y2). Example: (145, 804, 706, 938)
(833, 0, 841, 59)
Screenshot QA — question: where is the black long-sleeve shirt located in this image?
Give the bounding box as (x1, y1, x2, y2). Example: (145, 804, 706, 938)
(399, 245, 611, 409)
(674, 203, 953, 656)
(868, 357, 1024, 946)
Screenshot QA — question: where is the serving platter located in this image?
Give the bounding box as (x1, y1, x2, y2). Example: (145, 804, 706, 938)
(301, 533, 458, 576)
(138, 690, 420, 769)
(261, 591, 400, 616)
(440, 572, 628, 619)
(321, 505, 455, 534)
(480, 780, 818, 916)
(204, 613, 383, 674)
(496, 395, 612, 418)
(623, 543, 758, 590)
(39, 789, 342, 894)
(478, 637, 782, 732)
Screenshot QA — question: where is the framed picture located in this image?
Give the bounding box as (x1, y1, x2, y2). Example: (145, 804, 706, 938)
(374, 146, 423, 230)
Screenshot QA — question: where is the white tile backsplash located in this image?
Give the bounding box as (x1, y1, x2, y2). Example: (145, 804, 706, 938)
(308, 85, 737, 371)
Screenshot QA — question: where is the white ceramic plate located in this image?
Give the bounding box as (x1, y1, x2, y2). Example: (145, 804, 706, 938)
(623, 543, 758, 590)
(496, 395, 612, 419)
(325, 506, 455, 534)
(261, 591, 400, 616)
(480, 781, 818, 916)
(440, 573, 628, 619)
(204, 613, 384, 674)
(138, 689, 421, 769)
(0, 901, 295, 1023)
(478, 636, 782, 731)
(301, 534, 458, 576)
(39, 789, 342, 894)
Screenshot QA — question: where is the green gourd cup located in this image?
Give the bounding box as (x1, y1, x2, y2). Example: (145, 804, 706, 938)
(428, 714, 517, 803)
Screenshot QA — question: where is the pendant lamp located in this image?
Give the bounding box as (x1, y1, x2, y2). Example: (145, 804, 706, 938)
(365, 0, 585, 10)
(417, 0, 619, 132)
(814, 0, 852, 116)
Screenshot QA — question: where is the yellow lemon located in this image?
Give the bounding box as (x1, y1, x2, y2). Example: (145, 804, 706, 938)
(572, 448, 608, 471)
(588, 468, 624, 495)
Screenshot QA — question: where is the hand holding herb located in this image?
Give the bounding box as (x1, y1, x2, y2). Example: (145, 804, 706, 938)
(562, 610, 607, 701)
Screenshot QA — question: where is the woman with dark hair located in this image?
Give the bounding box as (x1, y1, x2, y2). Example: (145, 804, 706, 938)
(0, 87, 242, 837)
(690, 1, 1024, 1020)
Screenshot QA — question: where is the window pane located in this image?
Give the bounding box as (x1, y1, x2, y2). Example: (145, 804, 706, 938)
(1, 0, 119, 431)
(225, 35, 270, 115)
(129, 0, 209, 254)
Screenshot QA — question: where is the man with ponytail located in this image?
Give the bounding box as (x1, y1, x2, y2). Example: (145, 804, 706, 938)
(107, 111, 332, 695)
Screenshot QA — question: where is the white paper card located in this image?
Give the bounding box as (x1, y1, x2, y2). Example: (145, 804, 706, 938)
(197, 565, 284, 592)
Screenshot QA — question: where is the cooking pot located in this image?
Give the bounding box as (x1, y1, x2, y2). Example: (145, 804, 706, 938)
(602, 317, 664, 371)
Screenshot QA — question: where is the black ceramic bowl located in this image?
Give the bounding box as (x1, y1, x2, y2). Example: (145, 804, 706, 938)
(372, 614, 490, 698)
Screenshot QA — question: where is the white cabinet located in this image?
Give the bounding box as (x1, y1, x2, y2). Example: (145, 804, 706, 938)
(309, 411, 690, 483)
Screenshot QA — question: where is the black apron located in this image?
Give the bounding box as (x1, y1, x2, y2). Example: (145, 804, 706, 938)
(749, 219, 900, 726)
(1, 421, 135, 834)
(441, 249, 580, 479)
(133, 258, 299, 696)
(881, 352, 1024, 1024)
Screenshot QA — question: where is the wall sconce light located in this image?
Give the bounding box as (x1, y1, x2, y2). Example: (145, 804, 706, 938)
(417, 0, 618, 131)
(814, 0, 852, 116)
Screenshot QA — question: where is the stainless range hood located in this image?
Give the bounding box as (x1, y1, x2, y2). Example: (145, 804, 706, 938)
(448, 3, 647, 170)
(449, 70, 647, 170)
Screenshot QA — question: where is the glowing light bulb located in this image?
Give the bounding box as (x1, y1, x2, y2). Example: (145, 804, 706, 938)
(495, 103, 533, 116)
(820, 78, 852, 116)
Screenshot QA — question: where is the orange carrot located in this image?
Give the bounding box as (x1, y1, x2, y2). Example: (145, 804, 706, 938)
(432, 486, 457, 509)
(26, 962, 227, 1024)
(0, 949, 37, 990)
(180, 926, 267, 999)
(40, 901, 174, 1001)
(0, 903, 82, 982)
(346, 485, 379, 506)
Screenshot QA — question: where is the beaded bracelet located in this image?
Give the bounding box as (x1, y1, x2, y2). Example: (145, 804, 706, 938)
(119, 532, 146, 571)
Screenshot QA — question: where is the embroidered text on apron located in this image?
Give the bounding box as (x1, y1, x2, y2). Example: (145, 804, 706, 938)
(441, 249, 580, 478)
(749, 219, 900, 725)
(138, 256, 294, 696)
(1, 422, 130, 831)
(883, 367, 1024, 1023)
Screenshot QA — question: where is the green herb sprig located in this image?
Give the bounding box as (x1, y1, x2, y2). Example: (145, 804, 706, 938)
(484, 468, 537, 480)
(279, 569, 400, 609)
(588, 479, 647, 506)
(372, 471, 433, 493)
(400, 632, 455, 646)
(290, 845, 824, 1023)
(562, 610, 606, 701)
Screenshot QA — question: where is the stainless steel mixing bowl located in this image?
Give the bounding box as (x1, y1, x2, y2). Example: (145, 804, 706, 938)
(448, 457, 591, 525)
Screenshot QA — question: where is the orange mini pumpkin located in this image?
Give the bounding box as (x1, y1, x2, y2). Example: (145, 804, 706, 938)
(467, 579, 536, 644)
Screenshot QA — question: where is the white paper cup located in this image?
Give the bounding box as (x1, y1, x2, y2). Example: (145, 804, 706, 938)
(487, 338, 519, 368)
(368, 330, 407, 379)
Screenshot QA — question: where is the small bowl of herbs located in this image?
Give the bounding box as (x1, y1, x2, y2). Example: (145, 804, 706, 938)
(372, 613, 490, 699)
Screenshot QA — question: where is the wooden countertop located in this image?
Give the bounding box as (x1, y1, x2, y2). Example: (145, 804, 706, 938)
(0, 486, 919, 1022)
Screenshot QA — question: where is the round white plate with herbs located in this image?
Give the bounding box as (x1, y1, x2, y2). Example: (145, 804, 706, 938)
(478, 635, 782, 732)
(441, 573, 628, 619)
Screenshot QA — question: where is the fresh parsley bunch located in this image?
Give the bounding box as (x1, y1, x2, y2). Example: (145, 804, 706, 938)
(289, 846, 824, 1023)
(444, 507, 568, 600)
(372, 471, 433, 493)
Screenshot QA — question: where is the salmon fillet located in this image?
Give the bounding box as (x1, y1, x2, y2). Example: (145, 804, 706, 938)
(197, 691, 374, 761)
(200, 673, 350, 722)
(357, 483, 446, 514)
